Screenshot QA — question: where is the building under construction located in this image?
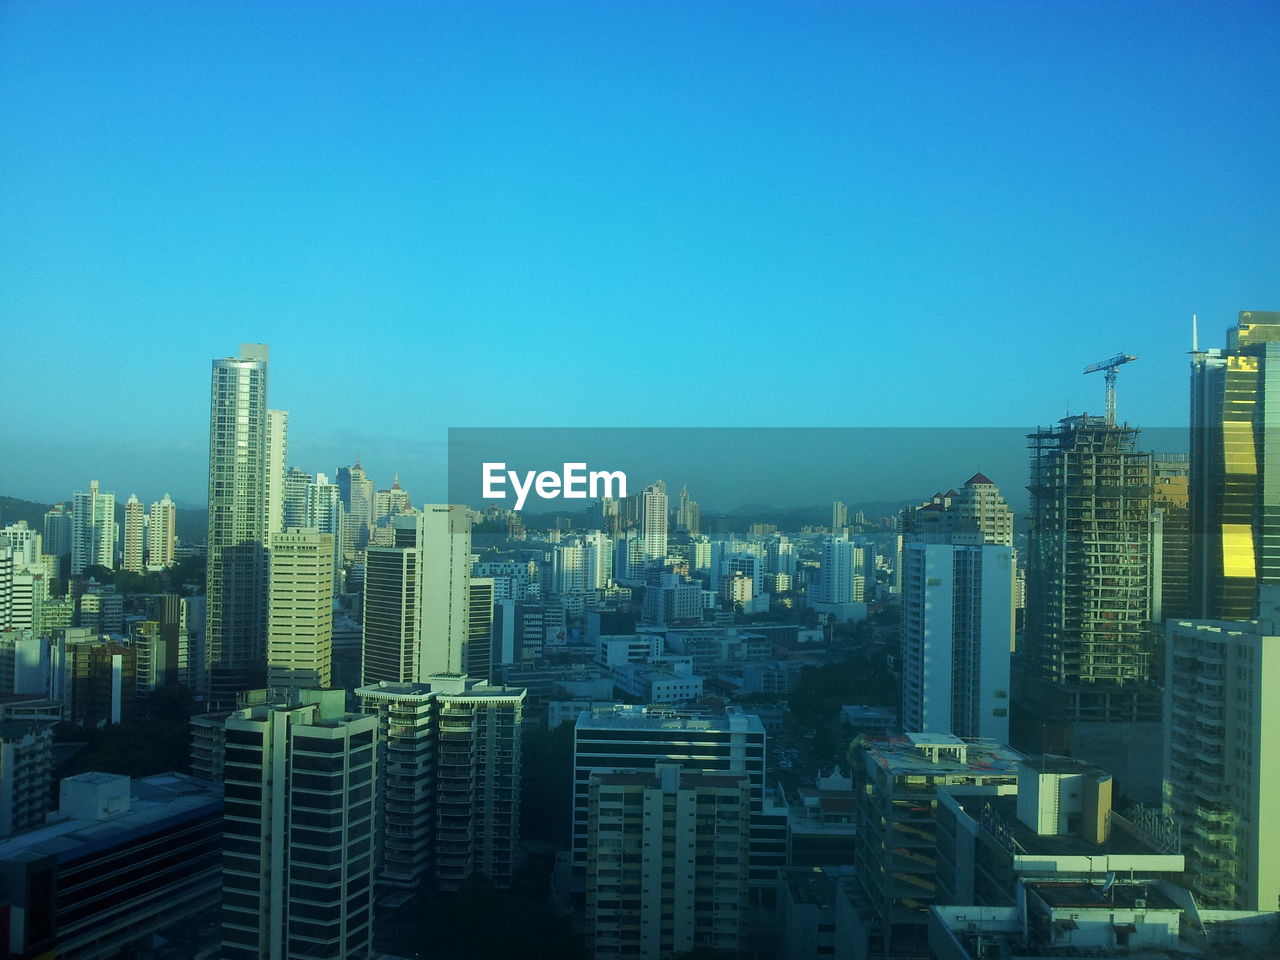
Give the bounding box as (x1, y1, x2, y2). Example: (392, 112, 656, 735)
(1016, 415, 1163, 800)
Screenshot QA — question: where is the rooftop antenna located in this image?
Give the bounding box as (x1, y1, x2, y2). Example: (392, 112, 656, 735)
(1083, 353, 1138, 426)
(1192, 313, 1199, 352)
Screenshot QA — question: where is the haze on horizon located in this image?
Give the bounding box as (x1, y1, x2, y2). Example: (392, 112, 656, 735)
(2, 2, 1276, 505)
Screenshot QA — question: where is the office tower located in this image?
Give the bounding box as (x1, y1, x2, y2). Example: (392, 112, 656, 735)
(466, 577, 494, 682)
(1153, 454, 1192, 622)
(852, 735, 1022, 957)
(1019, 415, 1161, 799)
(1164, 586, 1280, 911)
(573, 705, 784, 895)
(337, 459, 374, 559)
(71, 480, 116, 575)
(43, 504, 72, 561)
(356, 676, 524, 891)
(146, 493, 176, 570)
(282, 466, 311, 530)
(812, 536, 869, 618)
(362, 533, 419, 685)
(266, 530, 334, 692)
(206, 344, 270, 700)
(122, 494, 145, 573)
(373, 473, 411, 526)
(417, 506, 471, 676)
(361, 507, 471, 684)
(265, 409, 288, 540)
(220, 690, 377, 960)
(640, 481, 668, 564)
(1190, 310, 1280, 621)
(832, 500, 848, 532)
(304, 473, 344, 540)
(585, 765, 751, 960)
(676, 486, 700, 536)
(900, 474, 1015, 741)
(0, 772, 222, 959)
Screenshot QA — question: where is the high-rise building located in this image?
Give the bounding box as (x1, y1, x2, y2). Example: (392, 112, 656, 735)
(337, 459, 374, 560)
(356, 676, 524, 891)
(640, 481, 668, 565)
(832, 500, 848, 532)
(205, 344, 270, 701)
(0, 720, 53, 838)
(220, 690, 377, 960)
(146, 493, 177, 570)
(282, 466, 311, 531)
(901, 540, 1014, 741)
(1018, 415, 1161, 800)
(466, 577, 494, 682)
(900, 473, 1013, 547)
(1164, 586, 1280, 911)
(360, 507, 471, 684)
(1153, 454, 1192, 622)
(43, 504, 72, 561)
(573, 705, 785, 895)
(71, 480, 115, 575)
(122, 494, 145, 573)
(265, 409, 288, 540)
(900, 474, 1015, 741)
(1189, 310, 1280, 621)
(373, 474, 411, 526)
(585, 765, 751, 960)
(676, 486, 700, 536)
(266, 530, 334, 692)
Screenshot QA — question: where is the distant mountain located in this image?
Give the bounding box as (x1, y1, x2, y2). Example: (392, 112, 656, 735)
(0, 495, 208, 546)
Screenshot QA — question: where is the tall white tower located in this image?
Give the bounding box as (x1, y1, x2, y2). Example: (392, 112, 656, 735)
(205, 343, 270, 700)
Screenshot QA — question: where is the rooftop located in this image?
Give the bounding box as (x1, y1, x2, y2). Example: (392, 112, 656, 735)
(866, 736, 1023, 777)
(953, 794, 1171, 860)
(0, 773, 221, 864)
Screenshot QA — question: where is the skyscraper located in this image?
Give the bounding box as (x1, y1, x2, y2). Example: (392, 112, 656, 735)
(265, 409, 288, 541)
(1018, 415, 1161, 800)
(1189, 310, 1280, 621)
(266, 530, 334, 691)
(146, 494, 176, 570)
(1164, 595, 1280, 912)
(71, 480, 115, 575)
(122, 494, 145, 573)
(219, 689, 377, 960)
(639, 481, 668, 565)
(43, 504, 72, 561)
(466, 576, 494, 682)
(282, 466, 311, 531)
(205, 344, 270, 701)
(336, 459, 374, 560)
(900, 475, 1014, 741)
(360, 507, 471, 684)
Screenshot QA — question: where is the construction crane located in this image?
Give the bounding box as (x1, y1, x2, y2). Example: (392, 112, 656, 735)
(1083, 353, 1138, 426)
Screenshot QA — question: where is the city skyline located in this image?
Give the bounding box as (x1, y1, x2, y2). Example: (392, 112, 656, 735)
(4, 3, 1279, 503)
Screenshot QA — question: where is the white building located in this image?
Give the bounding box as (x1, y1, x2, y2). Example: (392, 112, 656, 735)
(122, 495, 145, 573)
(146, 494, 176, 570)
(71, 480, 116, 575)
(1164, 587, 1280, 911)
(265, 409, 288, 540)
(900, 542, 1014, 741)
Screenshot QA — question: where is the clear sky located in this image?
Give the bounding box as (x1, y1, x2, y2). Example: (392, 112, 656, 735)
(2, 1, 1277, 507)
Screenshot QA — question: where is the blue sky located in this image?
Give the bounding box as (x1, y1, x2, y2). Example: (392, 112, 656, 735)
(2, 1, 1277, 507)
